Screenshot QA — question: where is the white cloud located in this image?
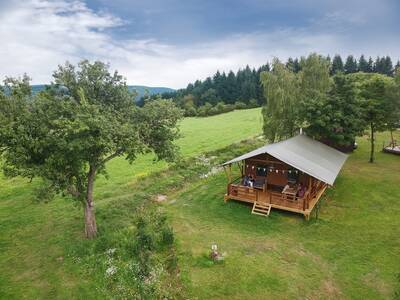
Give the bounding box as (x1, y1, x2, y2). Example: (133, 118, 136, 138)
(0, 0, 399, 89)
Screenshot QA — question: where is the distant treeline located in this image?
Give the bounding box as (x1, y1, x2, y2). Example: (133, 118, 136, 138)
(142, 54, 399, 117)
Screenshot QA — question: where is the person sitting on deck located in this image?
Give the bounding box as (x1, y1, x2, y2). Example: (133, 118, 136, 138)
(243, 175, 250, 186)
(247, 175, 255, 187)
(297, 183, 307, 198)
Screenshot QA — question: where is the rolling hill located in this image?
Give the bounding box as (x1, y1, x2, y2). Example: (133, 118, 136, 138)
(31, 84, 174, 100)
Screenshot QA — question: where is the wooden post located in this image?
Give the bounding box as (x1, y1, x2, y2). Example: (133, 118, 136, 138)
(306, 176, 312, 210)
(228, 164, 232, 184)
(236, 162, 243, 178)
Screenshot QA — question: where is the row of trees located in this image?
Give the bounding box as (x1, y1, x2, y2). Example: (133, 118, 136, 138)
(330, 55, 397, 76)
(0, 61, 182, 238)
(288, 54, 398, 76)
(261, 54, 400, 163)
(147, 54, 399, 117)
(145, 65, 269, 116)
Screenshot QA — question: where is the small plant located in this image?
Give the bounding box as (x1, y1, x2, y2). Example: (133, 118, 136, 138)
(394, 273, 400, 300)
(209, 244, 224, 263)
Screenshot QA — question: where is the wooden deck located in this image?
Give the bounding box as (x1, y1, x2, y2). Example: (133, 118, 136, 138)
(224, 182, 327, 220)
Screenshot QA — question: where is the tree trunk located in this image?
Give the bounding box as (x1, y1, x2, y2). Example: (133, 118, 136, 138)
(84, 165, 97, 238)
(369, 123, 375, 163)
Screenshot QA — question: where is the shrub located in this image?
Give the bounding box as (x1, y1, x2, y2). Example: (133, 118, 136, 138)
(184, 106, 197, 116)
(235, 101, 247, 109)
(248, 98, 258, 108)
(224, 104, 235, 113)
(215, 102, 225, 114)
(197, 103, 213, 116)
(208, 106, 219, 115)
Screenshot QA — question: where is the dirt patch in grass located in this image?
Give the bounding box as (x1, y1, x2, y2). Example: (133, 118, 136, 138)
(362, 271, 391, 297)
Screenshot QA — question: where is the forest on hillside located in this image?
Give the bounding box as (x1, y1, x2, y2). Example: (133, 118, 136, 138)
(143, 54, 400, 117)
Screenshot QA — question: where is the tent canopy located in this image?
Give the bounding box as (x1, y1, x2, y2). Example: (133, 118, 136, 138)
(223, 134, 348, 185)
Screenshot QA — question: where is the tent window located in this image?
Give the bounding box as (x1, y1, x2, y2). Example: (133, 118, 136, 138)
(256, 165, 268, 177)
(287, 168, 299, 183)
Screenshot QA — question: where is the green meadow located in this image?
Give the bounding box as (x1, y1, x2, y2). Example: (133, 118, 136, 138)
(1, 107, 400, 299)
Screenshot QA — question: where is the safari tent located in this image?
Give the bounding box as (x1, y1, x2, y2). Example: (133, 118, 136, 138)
(222, 134, 348, 219)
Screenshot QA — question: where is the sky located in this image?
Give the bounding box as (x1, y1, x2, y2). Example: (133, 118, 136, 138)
(0, 0, 399, 89)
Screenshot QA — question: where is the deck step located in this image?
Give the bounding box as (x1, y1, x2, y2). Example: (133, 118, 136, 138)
(251, 202, 271, 217)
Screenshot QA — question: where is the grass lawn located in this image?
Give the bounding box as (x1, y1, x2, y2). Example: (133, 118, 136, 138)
(1, 106, 399, 299)
(0, 108, 262, 299)
(165, 131, 400, 299)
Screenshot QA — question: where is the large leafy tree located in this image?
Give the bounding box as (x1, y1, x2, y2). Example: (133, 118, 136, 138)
(260, 58, 299, 142)
(298, 53, 331, 129)
(386, 69, 400, 146)
(0, 61, 182, 238)
(305, 74, 364, 148)
(350, 73, 393, 162)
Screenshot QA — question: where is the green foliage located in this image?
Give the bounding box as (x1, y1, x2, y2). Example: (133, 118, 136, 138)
(84, 207, 179, 299)
(358, 55, 371, 73)
(261, 53, 398, 157)
(344, 55, 358, 74)
(148, 53, 396, 118)
(201, 88, 219, 106)
(261, 58, 299, 142)
(349, 72, 395, 162)
(248, 98, 258, 108)
(331, 54, 344, 75)
(151, 64, 267, 114)
(0, 60, 183, 237)
(374, 56, 394, 76)
(395, 273, 400, 300)
(234, 101, 247, 109)
(299, 53, 331, 93)
(305, 74, 364, 147)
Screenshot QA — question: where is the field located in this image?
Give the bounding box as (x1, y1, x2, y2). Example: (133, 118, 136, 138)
(0, 108, 263, 298)
(1, 107, 400, 299)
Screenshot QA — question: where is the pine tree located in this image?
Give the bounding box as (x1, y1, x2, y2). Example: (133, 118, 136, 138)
(374, 56, 384, 74)
(331, 55, 344, 75)
(226, 70, 237, 103)
(358, 55, 369, 72)
(395, 60, 400, 72)
(367, 57, 374, 73)
(344, 55, 358, 74)
(384, 56, 393, 76)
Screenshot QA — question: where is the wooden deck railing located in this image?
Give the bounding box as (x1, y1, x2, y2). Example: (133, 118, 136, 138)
(269, 191, 305, 210)
(226, 180, 328, 218)
(228, 183, 306, 209)
(228, 184, 258, 202)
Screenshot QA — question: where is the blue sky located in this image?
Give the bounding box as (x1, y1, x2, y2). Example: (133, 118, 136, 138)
(0, 0, 399, 88)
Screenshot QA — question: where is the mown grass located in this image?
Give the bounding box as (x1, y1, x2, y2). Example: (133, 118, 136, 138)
(0, 108, 262, 299)
(165, 131, 400, 299)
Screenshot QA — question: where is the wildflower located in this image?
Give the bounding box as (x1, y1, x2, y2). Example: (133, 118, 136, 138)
(106, 265, 117, 277)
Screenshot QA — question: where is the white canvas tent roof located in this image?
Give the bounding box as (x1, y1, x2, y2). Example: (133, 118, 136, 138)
(222, 134, 348, 185)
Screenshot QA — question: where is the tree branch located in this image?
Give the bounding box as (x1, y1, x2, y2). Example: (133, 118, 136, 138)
(101, 149, 123, 164)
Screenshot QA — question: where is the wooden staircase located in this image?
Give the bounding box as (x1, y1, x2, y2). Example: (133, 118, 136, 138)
(251, 201, 272, 217)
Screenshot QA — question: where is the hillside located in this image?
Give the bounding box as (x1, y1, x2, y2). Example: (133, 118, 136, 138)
(31, 84, 174, 100)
